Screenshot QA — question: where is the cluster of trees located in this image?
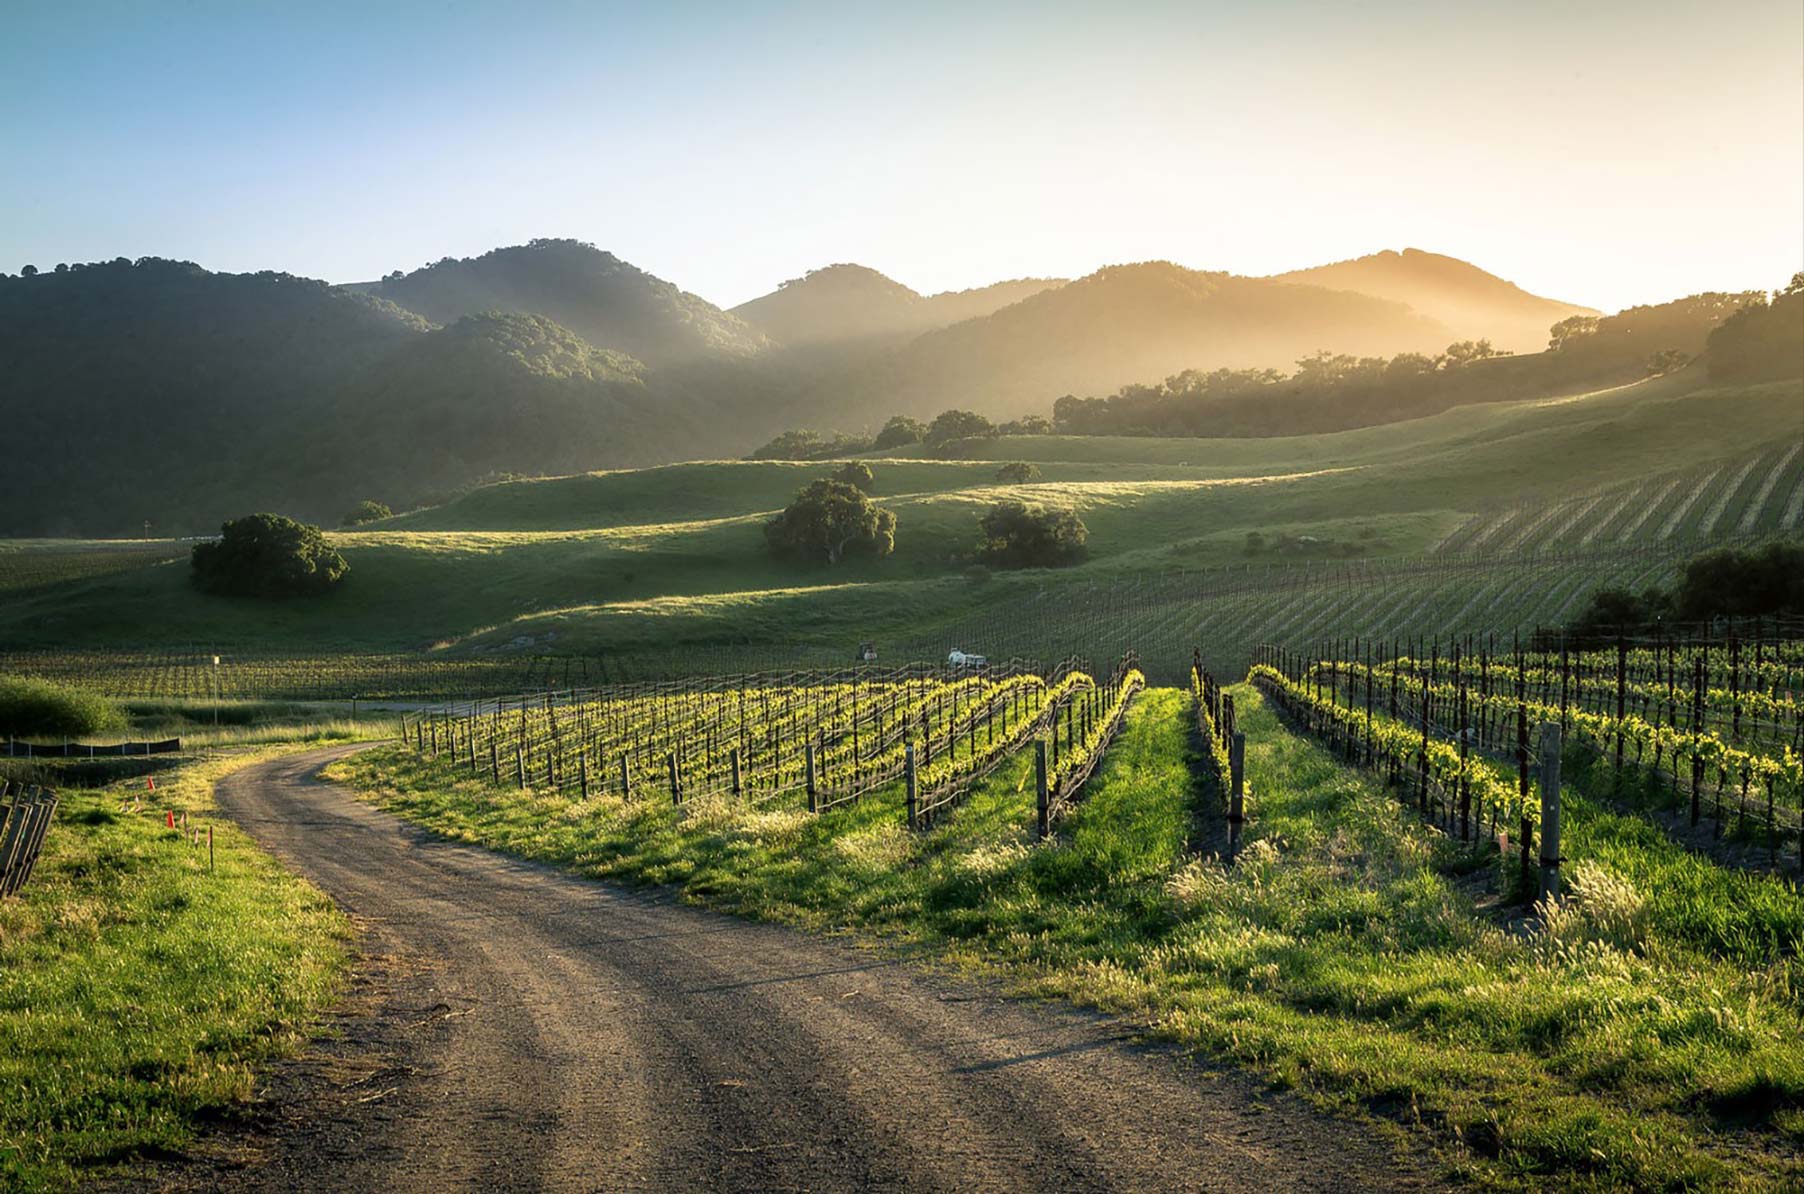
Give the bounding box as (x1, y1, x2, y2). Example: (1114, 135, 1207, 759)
(1567, 542, 1804, 639)
(191, 514, 349, 598)
(748, 283, 1785, 456)
(762, 468, 1087, 571)
(750, 410, 1053, 461)
(1704, 273, 1804, 383)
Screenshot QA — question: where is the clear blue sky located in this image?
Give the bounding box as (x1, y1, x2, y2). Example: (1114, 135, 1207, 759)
(4, 0, 1800, 311)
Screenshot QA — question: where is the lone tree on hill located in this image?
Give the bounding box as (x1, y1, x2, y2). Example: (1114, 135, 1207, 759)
(765, 479, 895, 566)
(191, 513, 349, 597)
(995, 461, 1041, 483)
(872, 415, 926, 451)
(341, 499, 394, 527)
(977, 500, 1087, 569)
(832, 461, 876, 493)
(926, 409, 996, 445)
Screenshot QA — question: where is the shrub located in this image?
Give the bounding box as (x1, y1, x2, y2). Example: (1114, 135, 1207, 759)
(977, 500, 1087, 569)
(765, 480, 896, 566)
(191, 513, 349, 598)
(340, 499, 393, 527)
(995, 462, 1040, 483)
(832, 462, 876, 493)
(0, 677, 125, 739)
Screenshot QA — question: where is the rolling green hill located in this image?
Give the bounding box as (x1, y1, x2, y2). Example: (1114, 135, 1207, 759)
(2, 371, 1795, 694)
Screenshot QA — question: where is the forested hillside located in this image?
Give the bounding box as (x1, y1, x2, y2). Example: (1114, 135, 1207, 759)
(351, 239, 770, 365)
(2, 246, 1784, 538)
(0, 260, 739, 535)
(1047, 289, 1782, 438)
(808, 262, 1454, 421)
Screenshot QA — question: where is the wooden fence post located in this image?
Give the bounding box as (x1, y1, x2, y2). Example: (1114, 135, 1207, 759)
(904, 741, 918, 829)
(620, 754, 632, 800)
(730, 747, 742, 798)
(1035, 738, 1049, 840)
(1539, 722, 1562, 901)
(1228, 731, 1246, 864)
(805, 742, 818, 814)
(668, 751, 681, 805)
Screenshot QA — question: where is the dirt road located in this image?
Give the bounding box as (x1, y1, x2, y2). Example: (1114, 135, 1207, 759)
(208, 745, 1438, 1192)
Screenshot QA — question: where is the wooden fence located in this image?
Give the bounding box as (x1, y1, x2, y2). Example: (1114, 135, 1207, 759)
(0, 783, 59, 898)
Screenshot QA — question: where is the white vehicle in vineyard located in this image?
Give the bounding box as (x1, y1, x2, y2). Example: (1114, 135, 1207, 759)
(947, 649, 987, 669)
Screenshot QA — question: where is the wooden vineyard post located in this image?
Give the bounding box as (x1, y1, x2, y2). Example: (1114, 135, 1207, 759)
(1458, 677, 1471, 842)
(620, 754, 632, 800)
(580, 750, 590, 798)
(1539, 722, 1562, 901)
(516, 744, 525, 789)
(1559, 641, 1570, 734)
(668, 751, 681, 805)
(904, 741, 918, 830)
(1520, 812, 1534, 899)
(1363, 638, 1373, 765)
(1227, 731, 1246, 864)
(1614, 636, 1627, 782)
(730, 747, 742, 798)
(1690, 656, 1704, 827)
(1035, 738, 1050, 840)
(1418, 670, 1430, 813)
(805, 742, 818, 814)
(490, 740, 499, 781)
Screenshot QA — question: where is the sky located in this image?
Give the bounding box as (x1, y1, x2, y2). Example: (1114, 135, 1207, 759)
(3, 1, 1800, 313)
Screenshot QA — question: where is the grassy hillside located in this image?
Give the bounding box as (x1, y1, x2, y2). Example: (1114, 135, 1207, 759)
(2, 374, 1796, 690)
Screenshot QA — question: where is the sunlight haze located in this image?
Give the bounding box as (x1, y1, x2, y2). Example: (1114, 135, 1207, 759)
(3, 0, 1799, 311)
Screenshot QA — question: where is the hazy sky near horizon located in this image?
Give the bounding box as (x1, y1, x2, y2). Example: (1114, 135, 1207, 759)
(4, 1, 1800, 313)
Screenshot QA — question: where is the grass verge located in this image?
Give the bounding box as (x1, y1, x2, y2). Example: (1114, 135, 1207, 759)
(327, 686, 1804, 1190)
(0, 741, 357, 1189)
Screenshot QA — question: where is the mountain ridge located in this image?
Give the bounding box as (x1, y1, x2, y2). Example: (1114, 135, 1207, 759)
(1270, 247, 1596, 354)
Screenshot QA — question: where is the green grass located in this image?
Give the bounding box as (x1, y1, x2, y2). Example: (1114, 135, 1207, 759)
(0, 743, 357, 1190)
(328, 685, 1804, 1189)
(2, 375, 1793, 661)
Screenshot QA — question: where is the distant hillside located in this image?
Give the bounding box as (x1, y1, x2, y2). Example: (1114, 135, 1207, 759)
(731, 264, 1064, 346)
(1271, 248, 1595, 355)
(308, 312, 697, 505)
(354, 238, 770, 365)
(827, 262, 1452, 421)
(0, 259, 732, 535)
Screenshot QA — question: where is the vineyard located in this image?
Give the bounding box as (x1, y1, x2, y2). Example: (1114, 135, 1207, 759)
(0, 540, 187, 595)
(1435, 441, 1804, 556)
(399, 655, 1147, 834)
(0, 541, 1711, 700)
(1249, 629, 1804, 878)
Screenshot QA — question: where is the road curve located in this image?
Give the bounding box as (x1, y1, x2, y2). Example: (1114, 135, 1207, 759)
(212, 745, 1437, 1193)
